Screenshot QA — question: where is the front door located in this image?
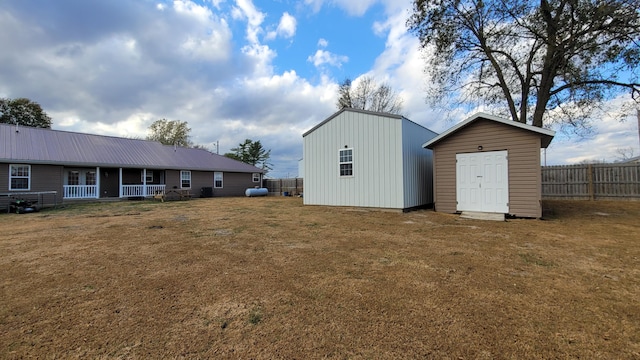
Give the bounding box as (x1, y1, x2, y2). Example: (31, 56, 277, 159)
(100, 168, 120, 198)
(456, 151, 509, 213)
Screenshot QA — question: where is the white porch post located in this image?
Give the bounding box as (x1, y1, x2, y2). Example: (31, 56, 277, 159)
(119, 168, 123, 198)
(143, 169, 147, 197)
(96, 167, 100, 199)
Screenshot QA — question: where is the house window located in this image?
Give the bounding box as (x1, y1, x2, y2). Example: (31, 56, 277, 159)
(339, 148, 353, 176)
(214, 172, 223, 188)
(180, 171, 191, 188)
(141, 170, 154, 183)
(9, 164, 31, 190)
(86, 171, 96, 186)
(252, 173, 260, 183)
(68, 171, 80, 185)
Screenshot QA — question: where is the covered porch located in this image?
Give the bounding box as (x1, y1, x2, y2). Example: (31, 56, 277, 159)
(63, 167, 166, 200)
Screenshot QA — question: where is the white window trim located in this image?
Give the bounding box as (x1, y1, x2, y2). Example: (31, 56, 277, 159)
(180, 170, 191, 189)
(339, 148, 353, 177)
(86, 171, 97, 186)
(214, 172, 223, 188)
(68, 170, 80, 186)
(9, 164, 31, 191)
(252, 173, 261, 183)
(142, 170, 154, 183)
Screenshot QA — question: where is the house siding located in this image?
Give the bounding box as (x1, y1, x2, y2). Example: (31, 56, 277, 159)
(164, 170, 254, 197)
(432, 119, 543, 218)
(0, 163, 63, 193)
(212, 172, 256, 197)
(1, 163, 63, 209)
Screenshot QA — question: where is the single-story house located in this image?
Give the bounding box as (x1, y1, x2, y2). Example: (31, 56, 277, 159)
(0, 123, 264, 207)
(423, 112, 555, 218)
(302, 108, 438, 211)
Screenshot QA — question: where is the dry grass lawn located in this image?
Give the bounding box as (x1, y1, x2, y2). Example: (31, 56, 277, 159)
(1, 197, 639, 359)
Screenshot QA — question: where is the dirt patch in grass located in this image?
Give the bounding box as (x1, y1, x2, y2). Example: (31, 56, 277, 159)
(1, 198, 639, 359)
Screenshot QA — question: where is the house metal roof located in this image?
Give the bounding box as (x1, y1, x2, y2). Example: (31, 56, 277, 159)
(422, 112, 556, 149)
(0, 123, 264, 173)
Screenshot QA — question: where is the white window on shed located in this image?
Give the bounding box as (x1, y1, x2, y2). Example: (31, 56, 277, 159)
(214, 172, 223, 188)
(252, 173, 261, 183)
(180, 170, 191, 188)
(339, 148, 353, 177)
(9, 164, 31, 190)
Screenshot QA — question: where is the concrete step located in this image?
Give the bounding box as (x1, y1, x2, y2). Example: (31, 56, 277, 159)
(460, 211, 505, 221)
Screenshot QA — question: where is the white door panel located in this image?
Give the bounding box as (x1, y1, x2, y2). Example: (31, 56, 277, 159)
(456, 151, 509, 213)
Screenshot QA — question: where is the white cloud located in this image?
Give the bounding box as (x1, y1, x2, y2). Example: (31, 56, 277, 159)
(181, 23, 232, 61)
(277, 12, 296, 38)
(232, 0, 265, 44)
(317, 38, 328, 47)
(303, 0, 380, 16)
(307, 50, 348, 68)
(173, 0, 212, 23)
(265, 12, 297, 41)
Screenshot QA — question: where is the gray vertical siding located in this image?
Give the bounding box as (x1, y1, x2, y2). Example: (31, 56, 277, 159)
(304, 111, 403, 208)
(303, 110, 435, 210)
(401, 120, 436, 208)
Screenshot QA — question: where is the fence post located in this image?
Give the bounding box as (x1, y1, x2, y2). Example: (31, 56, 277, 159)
(587, 164, 594, 201)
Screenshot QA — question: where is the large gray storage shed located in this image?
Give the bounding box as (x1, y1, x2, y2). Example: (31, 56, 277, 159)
(303, 108, 437, 211)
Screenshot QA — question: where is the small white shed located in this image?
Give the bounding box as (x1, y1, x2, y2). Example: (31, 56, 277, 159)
(302, 108, 438, 211)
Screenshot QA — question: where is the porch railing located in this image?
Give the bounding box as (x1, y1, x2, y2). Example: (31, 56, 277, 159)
(122, 185, 166, 197)
(64, 185, 98, 199)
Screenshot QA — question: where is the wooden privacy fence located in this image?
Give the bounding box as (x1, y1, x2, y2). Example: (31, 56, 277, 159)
(264, 178, 304, 196)
(541, 163, 640, 200)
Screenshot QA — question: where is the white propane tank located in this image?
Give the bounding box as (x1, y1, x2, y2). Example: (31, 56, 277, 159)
(245, 187, 268, 197)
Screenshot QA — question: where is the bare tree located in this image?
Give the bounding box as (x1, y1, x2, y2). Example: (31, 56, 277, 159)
(336, 76, 404, 115)
(407, 0, 640, 131)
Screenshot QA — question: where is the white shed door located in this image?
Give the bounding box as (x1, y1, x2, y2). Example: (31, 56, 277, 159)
(456, 151, 509, 213)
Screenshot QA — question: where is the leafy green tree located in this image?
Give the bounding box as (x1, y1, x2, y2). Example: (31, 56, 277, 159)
(0, 97, 52, 128)
(336, 76, 404, 114)
(224, 139, 272, 172)
(147, 119, 192, 147)
(407, 0, 640, 130)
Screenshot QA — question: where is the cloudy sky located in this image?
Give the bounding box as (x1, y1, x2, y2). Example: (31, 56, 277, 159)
(1, 0, 638, 177)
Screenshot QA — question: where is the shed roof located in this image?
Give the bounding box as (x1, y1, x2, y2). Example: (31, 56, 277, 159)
(302, 108, 430, 137)
(0, 123, 263, 173)
(422, 112, 555, 149)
